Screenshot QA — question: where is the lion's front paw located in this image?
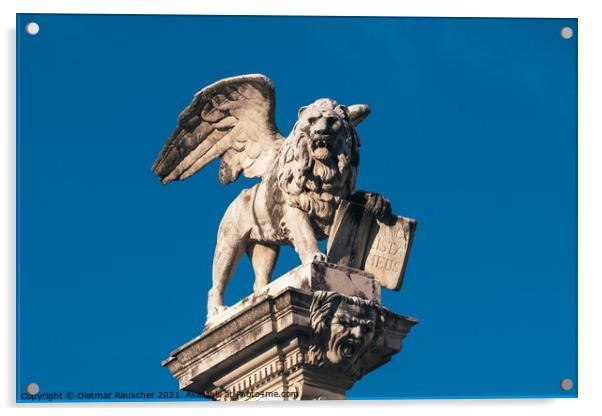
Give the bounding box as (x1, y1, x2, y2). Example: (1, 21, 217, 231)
(301, 251, 328, 264)
(312, 252, 329, 263)
(365, 193, 392, 220)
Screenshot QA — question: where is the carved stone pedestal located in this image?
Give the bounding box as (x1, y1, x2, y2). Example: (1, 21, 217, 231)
(162, 261, 417, 401)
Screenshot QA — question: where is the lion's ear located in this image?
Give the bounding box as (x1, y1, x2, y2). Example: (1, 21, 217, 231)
(298, 106, 308, 119)
(347, 104, 371, 126)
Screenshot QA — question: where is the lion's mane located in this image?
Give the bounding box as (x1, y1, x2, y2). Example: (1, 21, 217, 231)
(276, 101, 360, 233)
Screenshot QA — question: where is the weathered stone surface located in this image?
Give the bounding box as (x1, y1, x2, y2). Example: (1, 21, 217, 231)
(162, 262, 417, 401)
(204, 259, 380, 330)
(327, 201, 416, 290)
(152, 74, 400, 320)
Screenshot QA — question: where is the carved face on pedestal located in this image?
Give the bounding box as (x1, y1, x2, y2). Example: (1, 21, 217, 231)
(325, 300, 377, 365)
(308, 291, 383, 373)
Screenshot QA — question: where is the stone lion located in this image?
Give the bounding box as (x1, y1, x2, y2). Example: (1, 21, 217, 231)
(152, 74, 391, 319)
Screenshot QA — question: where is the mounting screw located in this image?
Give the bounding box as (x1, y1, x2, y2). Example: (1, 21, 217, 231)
(25, 22, 40, 36)
(560, 378, 573, 391)
(26, 382, 40, 395)
(560, 27, 573, 40)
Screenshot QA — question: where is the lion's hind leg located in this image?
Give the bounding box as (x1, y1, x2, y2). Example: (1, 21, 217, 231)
(207, 225, 248, 321)
(247, 242, 280, 294)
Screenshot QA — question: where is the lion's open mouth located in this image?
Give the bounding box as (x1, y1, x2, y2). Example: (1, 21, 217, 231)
(311, 138, 330, 160)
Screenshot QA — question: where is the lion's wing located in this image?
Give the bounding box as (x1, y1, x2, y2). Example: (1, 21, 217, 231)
(152, 74, 284, 185)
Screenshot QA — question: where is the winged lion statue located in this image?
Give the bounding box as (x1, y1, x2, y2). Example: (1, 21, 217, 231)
(152, 74, 392, 320)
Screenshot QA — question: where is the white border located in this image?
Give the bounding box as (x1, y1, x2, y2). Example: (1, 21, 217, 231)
(3, 1, 601, 415)
(3, 0, 586, 17)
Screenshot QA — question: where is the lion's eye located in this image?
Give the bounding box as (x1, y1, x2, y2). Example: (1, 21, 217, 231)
(308, 117, 319, 125)
(326, 116, 338, 125)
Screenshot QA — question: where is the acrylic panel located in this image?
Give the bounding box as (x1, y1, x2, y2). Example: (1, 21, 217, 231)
(16, 14, 577, 402)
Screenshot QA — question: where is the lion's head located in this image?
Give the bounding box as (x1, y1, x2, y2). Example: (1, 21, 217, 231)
(277, 99, 369, 230)
(298, 99, 354, 164)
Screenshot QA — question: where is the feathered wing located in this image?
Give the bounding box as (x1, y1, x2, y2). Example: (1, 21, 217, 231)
(152, 74, 284, 185)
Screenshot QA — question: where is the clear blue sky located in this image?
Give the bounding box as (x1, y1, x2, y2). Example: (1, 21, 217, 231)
(17, 14, 577, 401)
